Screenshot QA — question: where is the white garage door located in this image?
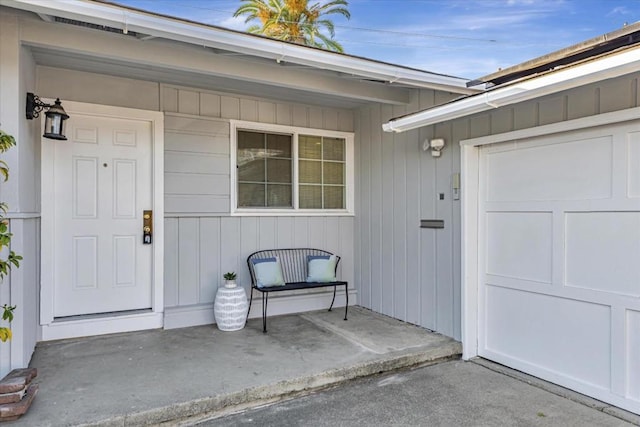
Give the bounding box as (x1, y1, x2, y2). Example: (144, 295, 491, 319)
(477, 121, 640, 415)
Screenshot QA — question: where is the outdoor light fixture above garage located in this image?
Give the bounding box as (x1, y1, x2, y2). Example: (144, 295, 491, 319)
(25, 92, 70, 140)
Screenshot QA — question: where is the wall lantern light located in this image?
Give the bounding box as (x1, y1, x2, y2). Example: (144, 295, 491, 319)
(25, 92, 70, 140)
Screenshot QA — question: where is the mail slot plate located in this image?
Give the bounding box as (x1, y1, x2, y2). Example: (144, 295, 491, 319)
(420, 219, 444, 229)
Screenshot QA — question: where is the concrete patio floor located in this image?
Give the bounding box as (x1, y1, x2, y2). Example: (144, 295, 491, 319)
(11, 307, 461, 426)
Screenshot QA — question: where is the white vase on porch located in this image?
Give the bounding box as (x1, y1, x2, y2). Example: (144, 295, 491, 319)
(214, 286, 248, 331)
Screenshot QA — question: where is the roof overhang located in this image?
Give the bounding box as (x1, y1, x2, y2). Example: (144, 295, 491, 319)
(382, 44, 640, 133)
(1, 0, 476, 96)
(469, 21, 640, 87)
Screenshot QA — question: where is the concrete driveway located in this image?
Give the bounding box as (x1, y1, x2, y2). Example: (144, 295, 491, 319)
(9, 306, 638, 426)
(201, 360, 638, 427)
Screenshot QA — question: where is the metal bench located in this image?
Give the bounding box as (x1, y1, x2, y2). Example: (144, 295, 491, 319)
(246, 248, 348, 333)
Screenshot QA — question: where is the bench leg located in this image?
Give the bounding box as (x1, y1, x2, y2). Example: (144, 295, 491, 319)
(328, 286, 337, 312)
(262, 292, 268, 333)
(344, 283, 348, 321)
(246, 287, 254, 323)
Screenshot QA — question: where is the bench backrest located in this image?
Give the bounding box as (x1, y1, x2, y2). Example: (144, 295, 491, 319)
(247, 248, 341, 285)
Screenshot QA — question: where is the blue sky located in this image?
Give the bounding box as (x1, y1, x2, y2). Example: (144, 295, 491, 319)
(114, 0, 640, 79)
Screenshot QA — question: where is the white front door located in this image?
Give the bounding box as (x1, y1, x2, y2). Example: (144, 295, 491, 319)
(52, 113, 153, 317)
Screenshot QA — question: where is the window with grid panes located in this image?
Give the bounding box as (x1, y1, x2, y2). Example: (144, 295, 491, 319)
(298, 135, 345, 209)
(237, 130, 292, 208)
(234, 123, 351, 214)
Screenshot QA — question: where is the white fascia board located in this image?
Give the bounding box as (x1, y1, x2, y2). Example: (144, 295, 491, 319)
(382, 45, 640, 133)
(2, 0, 474, 95)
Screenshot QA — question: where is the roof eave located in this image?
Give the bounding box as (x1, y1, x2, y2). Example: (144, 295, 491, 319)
(382, 45, 640, 133)
(471, 21, 640, 87)
(1, 0, 476, 95)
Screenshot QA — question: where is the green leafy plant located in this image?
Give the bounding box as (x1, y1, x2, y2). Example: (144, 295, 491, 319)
(234, 0, 351, 52)
(0, 129, 22, 342)
(223, 272, 237, 280)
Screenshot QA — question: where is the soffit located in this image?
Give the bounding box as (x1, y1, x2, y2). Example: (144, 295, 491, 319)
(30, 47, 370, 109)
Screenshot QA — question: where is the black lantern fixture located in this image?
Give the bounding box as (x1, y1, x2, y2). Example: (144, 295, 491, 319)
(25, 92, 70, 140)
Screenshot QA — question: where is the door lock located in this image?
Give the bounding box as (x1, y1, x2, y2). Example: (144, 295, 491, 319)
(143, 210, 152, 244)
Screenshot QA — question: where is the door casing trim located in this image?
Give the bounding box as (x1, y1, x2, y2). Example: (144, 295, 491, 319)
(40, 101, 164, 340)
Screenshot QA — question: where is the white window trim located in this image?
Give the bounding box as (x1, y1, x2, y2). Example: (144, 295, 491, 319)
(230, 120, 355, 216)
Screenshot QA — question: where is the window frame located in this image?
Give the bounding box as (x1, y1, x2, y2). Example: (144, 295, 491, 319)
(230, 120, 354, 216)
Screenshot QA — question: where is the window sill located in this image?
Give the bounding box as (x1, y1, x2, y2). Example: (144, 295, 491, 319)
(231, 209, 355, 217)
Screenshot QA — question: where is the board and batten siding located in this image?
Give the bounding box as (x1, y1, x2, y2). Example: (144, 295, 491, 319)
(355, 72, 640, 341)
(462, 73, 640, 140)
(355, 89, 462, 340)
(36, 68, 356, 328)
(161, 85, 355, 328)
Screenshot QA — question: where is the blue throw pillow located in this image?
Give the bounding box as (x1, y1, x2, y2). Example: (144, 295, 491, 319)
(306, 255, 337, 283)
(252, 257, 285, 288)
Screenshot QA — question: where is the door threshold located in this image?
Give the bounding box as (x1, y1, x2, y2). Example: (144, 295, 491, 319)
(42, 310, 163, 341)
(53, 309, 153, 323)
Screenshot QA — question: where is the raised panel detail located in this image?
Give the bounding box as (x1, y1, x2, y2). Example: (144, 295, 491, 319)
(113, 160, 136, 218)
(486, 136, 613, 202)
(114, 236, 135, 288)
(486, 212, 552, 283)
(629, 132, 640, 198)
(73, 157, 97, 218)
(485, 285, 611, 389)
(627, 310, 640, 401)
(113, 129, 137, 147)
(566, 212, 640, 296)
(73, 236, 97, 289)
(73, 127, 98, 144)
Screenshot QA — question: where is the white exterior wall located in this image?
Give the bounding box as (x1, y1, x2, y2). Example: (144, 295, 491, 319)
(37, 69, 356, 329)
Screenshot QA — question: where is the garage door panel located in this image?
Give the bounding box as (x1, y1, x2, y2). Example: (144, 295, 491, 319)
(486, 212, 552, 283)
(565, 212, 640, 297)
(627, 310, 640, 402)
(629, 132, 640, 198)
(484, 285, 611, 389)
(477, 120, 640, 415)
(486, 136, 613, 202)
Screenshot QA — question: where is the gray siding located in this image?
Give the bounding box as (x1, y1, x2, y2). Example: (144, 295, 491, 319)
(164, 216, 354, 308)
(0, 12, 39, 378)
(355, 89, 462, 339)
(37, 68, 356, 319)
(355, 72, 640, 341)
(458, 73, 640, 139)
(164, 115, 230, 213)
(160, 85, 355, 313)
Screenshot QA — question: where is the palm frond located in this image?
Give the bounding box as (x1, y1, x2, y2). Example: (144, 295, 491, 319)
(234, 0, 350, 51)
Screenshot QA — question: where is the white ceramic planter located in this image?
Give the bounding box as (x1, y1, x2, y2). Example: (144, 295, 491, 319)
(214, 286, 248, 331)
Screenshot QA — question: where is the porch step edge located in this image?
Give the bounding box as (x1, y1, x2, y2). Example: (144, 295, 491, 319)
(78, 342, 461, 427)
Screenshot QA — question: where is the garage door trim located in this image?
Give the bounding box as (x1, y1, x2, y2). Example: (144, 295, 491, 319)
(461, 108, 640, 415)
